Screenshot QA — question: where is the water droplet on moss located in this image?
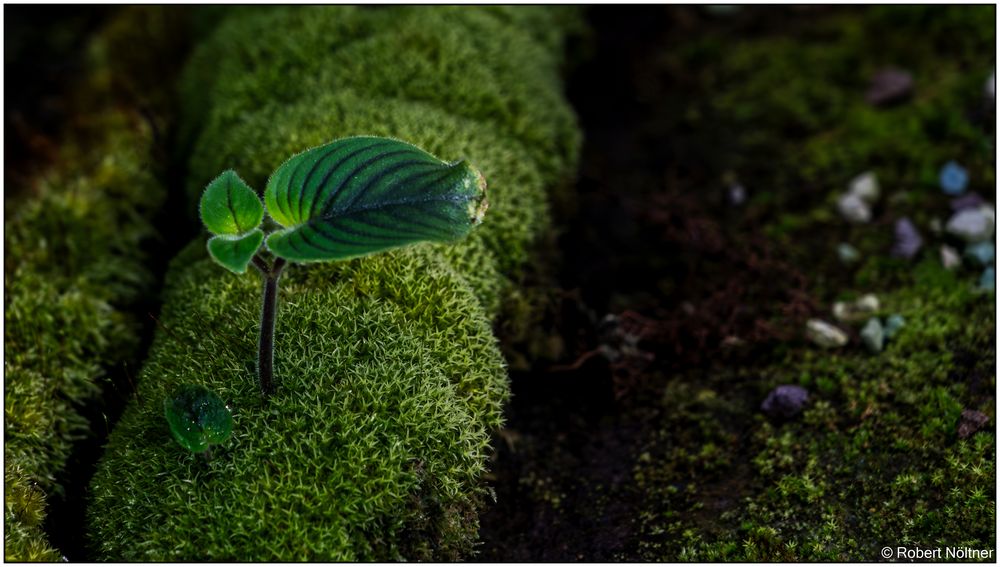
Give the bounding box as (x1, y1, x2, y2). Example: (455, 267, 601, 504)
(164, 384, 233, 453)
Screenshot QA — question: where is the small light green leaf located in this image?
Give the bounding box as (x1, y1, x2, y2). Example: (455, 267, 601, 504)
(263, 136, 488, 262)
(200, 170, 264, 236)
(164, 384, 233, 453)
(207, 229, 264, 274)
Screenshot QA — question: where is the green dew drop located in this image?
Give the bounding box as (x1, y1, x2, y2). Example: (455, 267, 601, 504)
(164, 384, 233, 453)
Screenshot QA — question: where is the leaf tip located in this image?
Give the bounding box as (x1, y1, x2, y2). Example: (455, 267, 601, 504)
(463, 162, 489, 226)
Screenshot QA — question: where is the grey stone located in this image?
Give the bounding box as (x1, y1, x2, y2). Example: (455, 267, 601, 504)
(940, 245, 962, 271)
(833, 294, 880, 323)
(837, 193, 872, 224)
(946, 206, 995, 243)
(837, 242, 860, 265)
(728, 183, 747, 206)
(806, 319, 848, 348)
(848, 171, 880, 204)
(860, 317, 884, 353)
(761, 385, 810, 419)
(892, 217, 923, 259)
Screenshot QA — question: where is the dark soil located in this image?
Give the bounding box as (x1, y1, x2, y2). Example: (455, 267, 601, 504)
(479, 7, 832, 560)
(4, 8, 113, 196)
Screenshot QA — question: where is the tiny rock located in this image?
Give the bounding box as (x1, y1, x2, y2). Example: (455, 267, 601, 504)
(837, 193, 872, 224)
(964, 241, 995, 267)
(721, 335, 746, 349)
(866, 67, 914, 106)
(860, 317, 884, 353)
(837, 242, 860, 265)
(891, 217, 923, 259)
(957, 409, 990, 439)
(761, 385, 810, 419)
(940, 245, 962, 271)
(939, 160, 969, 196)
(856, 294, 880, 313)
(979, 266, 995, 292)
(806, 319, 848, 348)
(832, 302, 849, 321)
(833, 293, 880, 323)
(728, 183, 748, 206)
(986, 71, 995, 101)
(884, 314, 905, 339)
(848, 171, 880, 204)
(946, 206, 995, 243)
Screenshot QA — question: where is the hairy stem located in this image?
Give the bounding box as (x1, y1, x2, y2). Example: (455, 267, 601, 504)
(256, 256, 287, 397)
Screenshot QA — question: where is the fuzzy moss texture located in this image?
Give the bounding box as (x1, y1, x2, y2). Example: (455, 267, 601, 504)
(87, 6, 581, 561)
(4, 7, 200, 560)
(4, 91, 164, 561)
(628, 6, 995, 560)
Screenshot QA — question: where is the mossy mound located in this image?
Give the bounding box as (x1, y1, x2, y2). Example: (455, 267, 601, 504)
(4, 109, 164, 561)
(4, 7, 223, 559)
(88, 6, 581, 560)
(88, 244, 505, 560)
(181, 6, 581, 189)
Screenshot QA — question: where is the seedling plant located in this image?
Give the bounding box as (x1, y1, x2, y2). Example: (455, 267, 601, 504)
(199, 137, 484, 385)
(167, 136, 487, 453)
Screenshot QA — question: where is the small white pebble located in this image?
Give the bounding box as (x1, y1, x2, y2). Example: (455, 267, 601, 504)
(940, 245, 962, 271)
(848, 171, 880, 204)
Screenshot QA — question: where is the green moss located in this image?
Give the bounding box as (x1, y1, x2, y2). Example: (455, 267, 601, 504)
(88, 244, 506, 560)
(181, 6, 582, 314)
(702, 6, 993, 214)
(88, 6, 581, 560)
(3, 5, 191, 557)
(182, 7, 580, 190)
(4, 466, 61, 562)
(633, 259, 994, 561)
(4, 111, 164, 560)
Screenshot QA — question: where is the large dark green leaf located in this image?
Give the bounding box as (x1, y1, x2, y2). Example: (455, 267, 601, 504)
(263, 136, 488, 262)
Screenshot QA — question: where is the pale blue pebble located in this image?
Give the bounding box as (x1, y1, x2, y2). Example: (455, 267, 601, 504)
(939, 161, 969, 196)
(965, 241, 995, 267)
(979, 267, 995, 291)
(860, 318, 884, 353)
(884, 314, 905, 339)
(837, 242, 860, 265)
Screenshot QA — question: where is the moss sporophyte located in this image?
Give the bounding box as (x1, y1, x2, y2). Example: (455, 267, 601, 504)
(198, 135, 489, 398)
